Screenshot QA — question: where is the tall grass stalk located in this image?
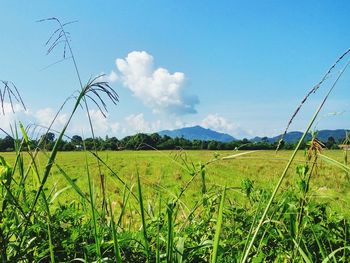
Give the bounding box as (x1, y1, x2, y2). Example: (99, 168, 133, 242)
(137, 171, 150, 261)
(167, 202, 175, 263)
(40, 18, 118, 214)
(85, 149, 101, 259)
(241, 191, 265, 258)
(118, 183, 133, 227)
(241, 54, 350, 263)
(311, 226, 327, 260)
(176, 237, 185, 263)
(108, 199, 122, 263)
(44, 195, 55, 263)
(156, 193, 162, 263)
(199, 162, 208, 206)
(344, 219, 348, 262)
(19, 124, 56, 262)
(343, 131, 350, 179)
(211, 186, 226, 263)
(277, 48, 350, 149)
(29, 92, 85, 216)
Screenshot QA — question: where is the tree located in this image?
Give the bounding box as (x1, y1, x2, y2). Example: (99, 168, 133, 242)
(326, 136, 336, 149)
(62, 142, 75, 151)
(0, 136, 14, 151)
(84, 138, 94, 150)
(71, 135, 83, 145)
(208, 141, 218, 150)
(192, 140, 202, 150)
(261, 137, 269, 143)
(158, 136, 175, 150)
(104, 136, 119, 150)
(150, 133, 161, 145)
(39, 132, 56, 150)
(242, 138, 250, 144)
(40, 132, 55, 144)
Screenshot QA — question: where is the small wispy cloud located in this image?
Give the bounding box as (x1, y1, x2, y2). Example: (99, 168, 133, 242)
(0, 103, 28, 132)
(201, 114, 237, 133)
(98, 70, 118, 83)
(69, 109, 121, 136)
(125, 113, 161, 134)
(201, 113, 251, 138)
(35, 107, 67, 129)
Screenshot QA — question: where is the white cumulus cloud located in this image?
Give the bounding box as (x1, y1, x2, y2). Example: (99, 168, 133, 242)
(111, 51, 199, 115)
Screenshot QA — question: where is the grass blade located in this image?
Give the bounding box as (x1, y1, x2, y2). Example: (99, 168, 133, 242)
(211, 186, 226, 263)
(176, 237, 185, 263)
(85, 150, 101, 259)
(292, 238, 312, 263)
(54, 162, 89, 202)
(118, 183, 133, 227)
(322, 247, 350, 263)
(43, 193, 55, 263)
(156, 192, 162, 263)
(311, 225, 327, 260)
(167, 202, 175, 263)
(108, 199, 122, 263)
(318, 153, 350, 173)
(137, 171, 150, 261)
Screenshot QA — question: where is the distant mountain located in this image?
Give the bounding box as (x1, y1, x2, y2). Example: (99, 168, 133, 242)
(317, 129, 349, 142)
(252, 129, 348, 143)
(158, 126, 348, 144)
(158, 125, 236, 142)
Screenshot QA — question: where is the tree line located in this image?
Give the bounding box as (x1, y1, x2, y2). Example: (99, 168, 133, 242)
(0, 131, 344, 152)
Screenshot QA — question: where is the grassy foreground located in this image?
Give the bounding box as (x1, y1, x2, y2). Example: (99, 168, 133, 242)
(1, 149, 350, 262)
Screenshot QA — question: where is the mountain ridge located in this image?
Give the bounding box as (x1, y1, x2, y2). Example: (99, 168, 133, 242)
(158, 125, 236, 142)
(252, 129, 348, 143)
(158, 126, 349, 143)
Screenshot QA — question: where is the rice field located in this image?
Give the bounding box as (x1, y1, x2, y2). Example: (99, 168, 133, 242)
(2, 149, 350, 215)
(1, 148, 350, 261)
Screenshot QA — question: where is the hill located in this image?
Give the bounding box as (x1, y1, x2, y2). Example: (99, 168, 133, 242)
(252, 129, 348, 143)
(158, 125, 236, 142)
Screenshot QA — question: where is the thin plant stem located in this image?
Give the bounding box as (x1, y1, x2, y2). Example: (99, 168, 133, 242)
(241, 57, 350, 263)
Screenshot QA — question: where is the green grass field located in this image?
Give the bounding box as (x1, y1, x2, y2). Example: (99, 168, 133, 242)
(2, 148, 350, 261)
(2, 149, 349, 217)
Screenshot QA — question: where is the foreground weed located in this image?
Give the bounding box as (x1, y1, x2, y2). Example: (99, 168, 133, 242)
(211, 186, 226, 263)
(137, 170, 150, 261)
(242, 48, 350, 262)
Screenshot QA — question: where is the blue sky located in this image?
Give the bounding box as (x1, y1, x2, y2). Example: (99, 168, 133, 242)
(1, 1, 350, 139)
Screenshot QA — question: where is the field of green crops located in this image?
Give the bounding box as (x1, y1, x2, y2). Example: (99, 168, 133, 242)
(2, 149, 350, 215)
(1, 148, 350, 262)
